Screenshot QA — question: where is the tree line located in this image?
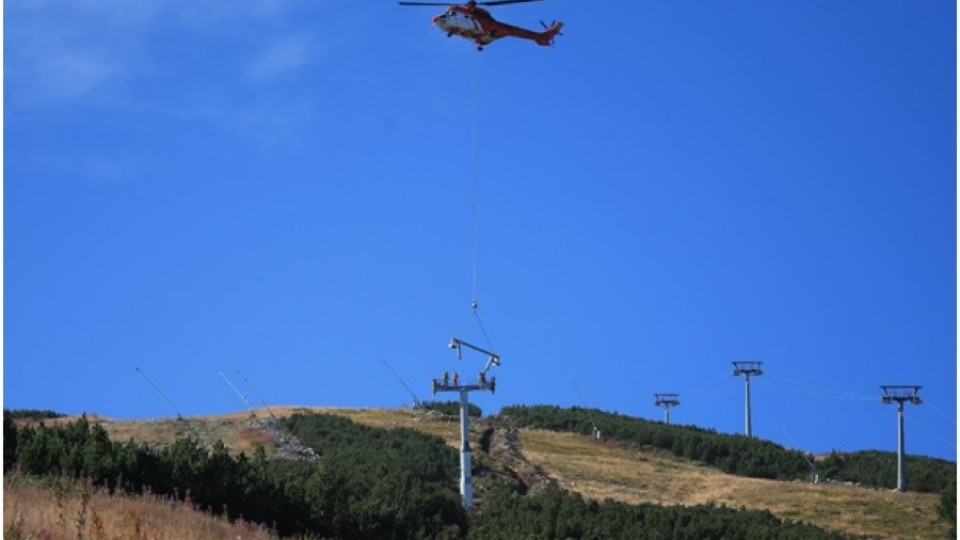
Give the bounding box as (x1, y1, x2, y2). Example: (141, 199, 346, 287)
(421, 400, 483, 418)
(817, 450, 955, 494)
(5, 409, 64, 420)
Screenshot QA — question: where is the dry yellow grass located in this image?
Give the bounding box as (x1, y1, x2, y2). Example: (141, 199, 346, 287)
(519, 428, 947, 540)
(101, 416, 278, 456)
(236, 407, 475, 445)
(3, 473, 278, 540)
(100, 407, 480, 458)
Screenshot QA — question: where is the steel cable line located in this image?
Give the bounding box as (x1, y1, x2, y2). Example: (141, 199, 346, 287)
(572, 380, 602, 439)
(758, 376, 955, 454)
(905, 415, 957, 450)
(470, 50, 480, 307)
(682, 374, 733, 403)
(450, 52, 495, 352)
(764, 372, 876, 402)
(468, 52, 497, 351)
(754, 377, 875, 403)
(924, 401, 957, 425)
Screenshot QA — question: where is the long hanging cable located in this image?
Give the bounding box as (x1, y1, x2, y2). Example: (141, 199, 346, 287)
(465, 51, 495, 350)
(470, 50, 480, 309)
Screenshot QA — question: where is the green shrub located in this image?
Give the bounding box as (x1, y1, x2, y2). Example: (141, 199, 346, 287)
(422, 400, 483, 418)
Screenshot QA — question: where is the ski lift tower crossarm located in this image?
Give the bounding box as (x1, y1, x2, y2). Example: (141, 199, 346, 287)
(654, 393, 680, 425)
(444, 337, 501, 378)
(431, 337, 500, 509)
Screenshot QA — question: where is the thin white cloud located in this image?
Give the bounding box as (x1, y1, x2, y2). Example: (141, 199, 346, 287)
(37, 51, 117, 100)
(16, 147, 140, 185)
(6, 0, 164, 23)
(174, 0, 291, 27)
(245, 35, 314, 82)
(6, 0, 147, 103)
(7, 0, 335, 102)
(7, 0, 352, 146)
(180, 99, 318, 147)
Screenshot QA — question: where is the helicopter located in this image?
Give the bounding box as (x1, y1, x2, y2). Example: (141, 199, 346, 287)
(399, 0, 563, 51)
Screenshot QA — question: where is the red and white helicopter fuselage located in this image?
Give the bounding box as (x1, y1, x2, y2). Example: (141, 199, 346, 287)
(425, 3, 562, 50)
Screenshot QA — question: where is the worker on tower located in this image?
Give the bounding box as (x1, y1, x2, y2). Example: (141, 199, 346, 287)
(453, 372, 459, 386)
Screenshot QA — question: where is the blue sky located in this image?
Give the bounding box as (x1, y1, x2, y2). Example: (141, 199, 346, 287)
(5, 0, 956, 461)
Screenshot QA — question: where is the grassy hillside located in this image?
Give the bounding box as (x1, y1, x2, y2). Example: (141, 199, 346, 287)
(10, 407, 952, 539)
(500, 404, 956, 493)
(519, 428, 946, 540)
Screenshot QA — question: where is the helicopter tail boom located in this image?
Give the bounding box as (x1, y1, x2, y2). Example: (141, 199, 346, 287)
(535, 21, 563, 46)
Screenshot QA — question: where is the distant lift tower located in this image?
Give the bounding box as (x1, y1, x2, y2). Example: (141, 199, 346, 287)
(732, 361, 763, 437)
(432, 337, 500, 509)
(654, 393, 680, 425)
(880, 385, 922, 492)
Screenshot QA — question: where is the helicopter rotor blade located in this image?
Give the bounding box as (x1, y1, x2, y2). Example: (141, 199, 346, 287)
(477, 0, 544, 5)
(399, 0, 543, 6)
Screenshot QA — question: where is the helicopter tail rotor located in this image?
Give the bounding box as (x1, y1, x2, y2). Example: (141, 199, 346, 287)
(537, 20, 563, 45)
(539, 20, 563, 36)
